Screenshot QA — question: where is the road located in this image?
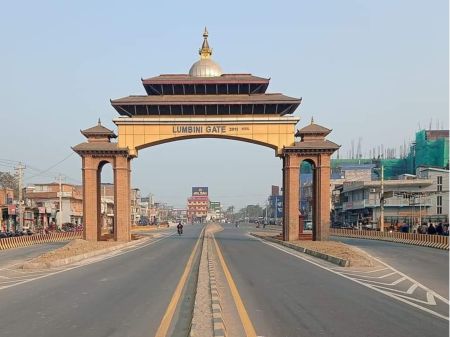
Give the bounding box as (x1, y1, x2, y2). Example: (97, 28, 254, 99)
(0, 223, 448, 337)
(0, 225, 204, 337)
(0, 241, 67, 269)
(214, 223, 449, 337)
(332, 236, 449, 298)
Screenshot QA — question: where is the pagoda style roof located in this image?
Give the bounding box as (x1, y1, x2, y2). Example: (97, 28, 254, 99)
(81, 120, 117, 138)
(295, 122, 331, 136)
(142, 74, 270, 95)
(72, 142, 129, 155)
(111, 93, 301, 116)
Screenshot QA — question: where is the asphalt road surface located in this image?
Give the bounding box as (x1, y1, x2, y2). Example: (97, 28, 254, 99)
(332, 236, 449, 298)
(0, 225, 204, 337)
(0, 241, 67, 269)
(0, 223, 448, 337)
(214, 223, 449, 337)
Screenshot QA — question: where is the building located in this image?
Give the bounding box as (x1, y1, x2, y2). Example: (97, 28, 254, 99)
(25, 183, 83, 230)
(130, 188, 142, 225)
(187, 187, 209, 223)
(0, 187, 15, 231)
(416, 167, 449, 218)
(333, 170, 448, 228)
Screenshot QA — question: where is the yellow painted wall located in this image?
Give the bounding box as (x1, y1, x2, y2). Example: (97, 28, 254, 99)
(115, 117, 299, 157)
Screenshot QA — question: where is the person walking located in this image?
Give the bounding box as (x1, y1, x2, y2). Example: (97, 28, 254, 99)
(427, 222, 437, 235)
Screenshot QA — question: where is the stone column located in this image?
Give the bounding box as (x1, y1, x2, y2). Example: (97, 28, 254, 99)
(114, 156, 131, 242)
(82, 156, 99, 241)
(282, 153, 300, 241)
(314, 154, 331, 240)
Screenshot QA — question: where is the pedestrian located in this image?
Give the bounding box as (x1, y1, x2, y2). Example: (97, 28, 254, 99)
(436, 222, 444, 235)
(443, 224, 449, 236)
(419, 222, 428, 234)
(427, 222, 437, 235)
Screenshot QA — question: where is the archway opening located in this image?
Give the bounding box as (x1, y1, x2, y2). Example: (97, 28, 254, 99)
(132, 137, 281, 229)
(98, 161, 114, 240)
(300, 159, 316, 239)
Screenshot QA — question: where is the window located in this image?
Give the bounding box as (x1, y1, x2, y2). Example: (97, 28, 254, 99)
(437, 176, 442, 192)
(437, 196, 442, 214)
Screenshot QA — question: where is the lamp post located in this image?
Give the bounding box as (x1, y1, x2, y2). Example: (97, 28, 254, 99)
(379, 165, 385, 232)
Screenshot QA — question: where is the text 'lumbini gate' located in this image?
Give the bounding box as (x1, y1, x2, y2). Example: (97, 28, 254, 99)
(73, 29, 339, 242)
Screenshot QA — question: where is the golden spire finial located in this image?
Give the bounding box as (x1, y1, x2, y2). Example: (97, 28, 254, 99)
(311, 116, 314, 124)
(199, 27, 212, 59)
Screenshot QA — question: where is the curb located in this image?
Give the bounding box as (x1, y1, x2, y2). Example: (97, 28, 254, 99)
(0, 231, 82, 250)
(250, 233, 350, 267)
(21, 237, 151, 269)
(207, 233, 227, 337)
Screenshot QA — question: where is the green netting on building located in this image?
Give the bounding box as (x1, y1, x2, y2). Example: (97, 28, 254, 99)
(406, 130, 449, 172)
(331, 130, 449, 179)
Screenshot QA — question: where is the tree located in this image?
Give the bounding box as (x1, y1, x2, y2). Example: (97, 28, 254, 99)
(0, 171, 18, 197)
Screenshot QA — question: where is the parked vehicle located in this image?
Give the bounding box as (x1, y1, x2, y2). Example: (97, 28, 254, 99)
(0, 232, 7, 239)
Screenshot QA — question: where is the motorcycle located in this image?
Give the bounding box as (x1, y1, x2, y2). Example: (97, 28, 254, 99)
(177, 227, 183, 235)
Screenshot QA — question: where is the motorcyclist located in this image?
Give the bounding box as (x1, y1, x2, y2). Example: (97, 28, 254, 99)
(177, 222, 183, 235)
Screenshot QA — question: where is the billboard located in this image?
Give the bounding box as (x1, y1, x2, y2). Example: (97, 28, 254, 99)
(192, 187, 208, 196)
(269, 195, 283, 218)
(209, 201, 221, 211)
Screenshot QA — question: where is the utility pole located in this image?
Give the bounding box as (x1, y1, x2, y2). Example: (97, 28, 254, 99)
(16, 163, 25, 231)
(380, 165, 385, 232)
(58, 174, 63, 230)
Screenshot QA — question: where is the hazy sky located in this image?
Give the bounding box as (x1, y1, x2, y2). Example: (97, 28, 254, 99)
(0, 0, 448, 209)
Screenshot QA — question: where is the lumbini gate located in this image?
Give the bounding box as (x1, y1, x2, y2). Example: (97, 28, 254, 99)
(73, 29, 339, 242)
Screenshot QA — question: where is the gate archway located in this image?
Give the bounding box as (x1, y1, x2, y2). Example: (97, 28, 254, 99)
(72, 29, 339, 242)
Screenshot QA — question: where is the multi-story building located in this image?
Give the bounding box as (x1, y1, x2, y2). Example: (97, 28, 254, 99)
(187, 187, 209, 223)
(416, 167, 449, 218)
(130, 188, 141, 225)
(25, 183, 83, 230)
(0, 188, 15, 231)
(333, 168, 448, 228)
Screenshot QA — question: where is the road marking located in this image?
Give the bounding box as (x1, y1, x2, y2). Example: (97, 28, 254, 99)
(0, 232, 178, 291)
(258, 239, 449, 321)
(212, 234, 258, 337)
(154, 227, 204, 337)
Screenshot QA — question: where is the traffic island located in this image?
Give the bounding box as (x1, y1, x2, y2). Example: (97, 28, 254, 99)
(250, 233, 377, 267)
(21, 237, 151, 269)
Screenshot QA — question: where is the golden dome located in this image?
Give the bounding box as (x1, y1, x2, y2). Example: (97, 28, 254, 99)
(189, 28, 223, 77)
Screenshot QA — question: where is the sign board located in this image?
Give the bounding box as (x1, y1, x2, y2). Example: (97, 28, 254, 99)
(270, 195, 283, 218)
(7, 205, 16, 215)
(192, 187, 208, 196)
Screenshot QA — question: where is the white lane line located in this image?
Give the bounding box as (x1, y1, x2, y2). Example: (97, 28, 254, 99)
(351, 276, 407, 286)
(258, 239, 449, 321)
(342, 271, 397, 279)
(0, 231, 178, 291)
(407, 284, 419, 294)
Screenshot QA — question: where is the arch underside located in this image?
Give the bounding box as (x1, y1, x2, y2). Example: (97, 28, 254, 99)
(134, 134, 281, 155)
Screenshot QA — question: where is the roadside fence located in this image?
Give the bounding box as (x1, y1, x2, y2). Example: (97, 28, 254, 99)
(0, 231, 82, 250)
(330, 228, 449, 250)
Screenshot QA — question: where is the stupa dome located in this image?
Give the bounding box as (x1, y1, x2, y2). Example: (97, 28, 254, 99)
(188, 27, 223, 77)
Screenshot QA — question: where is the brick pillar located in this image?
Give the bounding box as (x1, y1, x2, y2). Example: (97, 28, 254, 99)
(82, 156, 99, 241)
(114, 156, 131, 242)
(282, 153, 300, 241)
(314, 154, 331, 241)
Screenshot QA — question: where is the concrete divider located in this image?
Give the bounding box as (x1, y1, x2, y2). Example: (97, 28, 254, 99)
(251, 233, 350, 267)
(330, 229, 449, 250)
(0, 231, 82, 250)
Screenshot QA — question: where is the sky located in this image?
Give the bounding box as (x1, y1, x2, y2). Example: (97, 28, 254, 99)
(0, 0, 448, 209)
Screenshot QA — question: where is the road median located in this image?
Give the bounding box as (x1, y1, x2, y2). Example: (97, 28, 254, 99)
(250, 233, 377, 267)
(21, 236, 151, 269)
